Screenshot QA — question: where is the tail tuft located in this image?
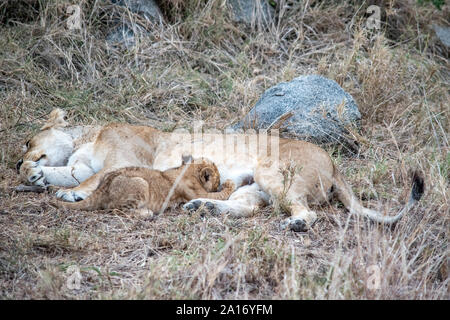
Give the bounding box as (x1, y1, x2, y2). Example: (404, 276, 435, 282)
(411, 170, 425, 202)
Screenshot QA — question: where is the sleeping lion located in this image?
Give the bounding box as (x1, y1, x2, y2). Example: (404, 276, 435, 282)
(53, 155, 238, 218)
(17, 108, 424, 232)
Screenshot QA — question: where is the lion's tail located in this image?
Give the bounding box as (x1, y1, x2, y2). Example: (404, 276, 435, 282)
(333, 168, 424, 224)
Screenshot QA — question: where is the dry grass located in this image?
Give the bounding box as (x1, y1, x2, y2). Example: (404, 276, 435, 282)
(0, 0, 448, 299)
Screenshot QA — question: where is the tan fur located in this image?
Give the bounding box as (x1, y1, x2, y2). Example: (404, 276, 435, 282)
(55, 157, 236, 218)
(40, 109, 69, 131)
(18, 108, 424, 231)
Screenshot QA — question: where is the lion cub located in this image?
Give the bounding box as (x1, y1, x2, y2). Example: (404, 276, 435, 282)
(55, 156, 236, 218)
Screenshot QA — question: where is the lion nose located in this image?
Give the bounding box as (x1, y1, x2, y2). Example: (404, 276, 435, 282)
(16, 159, 23, 173)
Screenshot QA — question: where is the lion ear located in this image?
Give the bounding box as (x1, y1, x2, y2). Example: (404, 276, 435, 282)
(40, 108, 68, 131)
(181, 154, 193, 165)
(200, 167, 213, 183)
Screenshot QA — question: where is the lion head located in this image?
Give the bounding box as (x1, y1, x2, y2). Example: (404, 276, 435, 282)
(182, 155, 221, 192)
(16, 108, 74, 173)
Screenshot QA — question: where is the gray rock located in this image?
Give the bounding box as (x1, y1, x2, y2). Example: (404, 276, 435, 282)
(228, 0, 274, 26)
(107, 0, 163, 46)
(106, 24, 137, 48)
(111, 0, 163, 22)
(433, 24, 450, 48)
(233, 75, 361, 146)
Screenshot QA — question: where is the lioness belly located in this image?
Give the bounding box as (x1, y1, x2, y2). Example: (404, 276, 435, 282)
(152, 134, 258, 184)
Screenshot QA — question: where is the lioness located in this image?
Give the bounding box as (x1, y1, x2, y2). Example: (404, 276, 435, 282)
(54, 156, 237, 218)
(17, 109, 424, 232)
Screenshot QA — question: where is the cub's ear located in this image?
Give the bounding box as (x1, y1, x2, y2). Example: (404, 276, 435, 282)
(200, 167, 213, 183)
(182, 154, 193, 165)
(40, 108, 68, 131)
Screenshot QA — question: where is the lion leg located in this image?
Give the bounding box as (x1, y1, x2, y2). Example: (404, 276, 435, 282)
(131, 208, 154, 219)
(183, 183, 270, 217)
(279, 192, 318, 232)
(19, 142, 97, 188)
(55, 152, 143, 202)
(19, 161, 94, 188)
(254, 158, 322, 232)
(55, 168, 110, 202)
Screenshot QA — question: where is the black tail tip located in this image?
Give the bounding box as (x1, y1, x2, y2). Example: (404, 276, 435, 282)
(411, 170, 425, 201)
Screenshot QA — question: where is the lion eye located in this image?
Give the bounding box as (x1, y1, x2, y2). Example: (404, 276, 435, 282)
(25, 140, 30, 148)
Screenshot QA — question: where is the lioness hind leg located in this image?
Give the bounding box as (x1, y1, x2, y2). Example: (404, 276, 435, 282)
(268, 183, 317, 232)
(279, 193, 318, 232)
(254, 160, 318, 232)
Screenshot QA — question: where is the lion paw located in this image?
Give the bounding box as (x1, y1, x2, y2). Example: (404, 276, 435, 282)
(21, 161, 46, 186)
(134, 208, 154, 220)
(221, 180, 236, 191)
(280, 217, 308, 232)
(236, 174, 254, 188)
(183, 200, 218, 216)
(55, 189, 88, 202)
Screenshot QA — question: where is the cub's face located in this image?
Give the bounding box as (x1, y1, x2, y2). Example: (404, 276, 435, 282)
(195, 159, 221, 192)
